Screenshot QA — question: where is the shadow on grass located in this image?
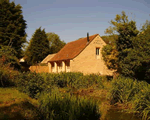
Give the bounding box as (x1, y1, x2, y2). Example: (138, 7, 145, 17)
(0, 100, 42, 120)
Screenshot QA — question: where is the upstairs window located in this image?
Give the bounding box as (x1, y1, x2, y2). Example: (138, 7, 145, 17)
(96, 48, 100, 55)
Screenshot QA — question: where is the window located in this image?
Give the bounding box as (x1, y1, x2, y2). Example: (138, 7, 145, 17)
(96, 48, 100, 55)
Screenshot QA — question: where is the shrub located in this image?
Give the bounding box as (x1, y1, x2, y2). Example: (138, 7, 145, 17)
(16, 72, 44, 98)
(38, 88, 101, 120)
(0, 64, 18, 87)
(16, 72, 105, 99)
(40, 72, 104, 90)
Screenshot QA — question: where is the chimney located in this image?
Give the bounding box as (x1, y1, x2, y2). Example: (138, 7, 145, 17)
(87, 32, 89, 42)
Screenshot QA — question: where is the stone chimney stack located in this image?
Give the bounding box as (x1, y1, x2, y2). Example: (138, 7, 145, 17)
(87, 32, 89, 42)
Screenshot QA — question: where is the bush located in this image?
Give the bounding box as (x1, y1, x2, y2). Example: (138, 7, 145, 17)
(0, 64, 18, 87)
(38, 88, 101, 120)
(16, 72, 44, 98)
(16, 72, 105, 99)
(40, 72, 104, 90)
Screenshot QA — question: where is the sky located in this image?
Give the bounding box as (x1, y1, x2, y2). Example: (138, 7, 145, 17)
(10, 0, 150, 43)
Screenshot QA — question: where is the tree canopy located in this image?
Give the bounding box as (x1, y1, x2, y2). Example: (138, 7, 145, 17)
(102, 11, 150, 80)
(0, 45, 20, 69)
(25, 27, 50, 65)
(46, 32, 66, 54)
(0, 0, 27, 58)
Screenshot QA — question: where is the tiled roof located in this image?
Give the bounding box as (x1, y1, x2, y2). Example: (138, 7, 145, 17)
(49, 34, 99, 62)
(41, 54, 56, 63)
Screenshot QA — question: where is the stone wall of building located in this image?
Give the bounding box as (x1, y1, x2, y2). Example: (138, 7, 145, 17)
(70, 35, 114, 75)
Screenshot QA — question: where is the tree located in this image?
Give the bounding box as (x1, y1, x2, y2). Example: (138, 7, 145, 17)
(103, 11, 139, 74)
(0, 0, 27, 58)
(0, 45, 20, 69)
(46, 32, 66, 54)
(102, 11, 150, 80)
(101, 35, 118, 70)
(121, 22, 150, 80)
(25, 27, 50, 65)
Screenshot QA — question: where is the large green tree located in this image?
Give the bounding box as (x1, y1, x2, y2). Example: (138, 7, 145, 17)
(121, 22, 150, 80)
(46, 32, 66, 54)
(25, 27, 50, 65)
(0, 0, 27, 58)
(102, 11, 150, 80)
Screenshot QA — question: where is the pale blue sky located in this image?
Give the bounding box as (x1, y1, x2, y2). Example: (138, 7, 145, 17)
(10, 0, 150, 43)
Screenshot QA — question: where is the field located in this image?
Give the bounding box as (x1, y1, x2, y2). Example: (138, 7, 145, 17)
(0, 72, 150, 120)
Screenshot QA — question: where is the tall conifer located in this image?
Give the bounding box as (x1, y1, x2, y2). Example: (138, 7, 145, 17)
(26, 27, 50, 65)
(0, 0, 27, 58)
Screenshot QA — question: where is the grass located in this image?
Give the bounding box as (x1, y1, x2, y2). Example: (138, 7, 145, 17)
(0, 87, 40, 120)
(107, 76, 150, 120)
(1, 71, 149, 120)
(38, 87, 101, 120)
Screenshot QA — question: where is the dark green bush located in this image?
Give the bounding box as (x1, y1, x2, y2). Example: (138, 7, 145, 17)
(39, 88, 101, 120)
(16, 72, 105, 98)
(40, 72, 104, 90)
(16, 72, 44, 98)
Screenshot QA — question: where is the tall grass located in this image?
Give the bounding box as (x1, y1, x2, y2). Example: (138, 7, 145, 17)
(133, 83, 150, 120)
(108, 76, 139, 104)
(108, 76, 150, 119)
(38, 88, 101, 120)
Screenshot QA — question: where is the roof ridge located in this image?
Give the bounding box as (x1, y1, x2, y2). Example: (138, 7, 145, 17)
(67, 34, 99, 44)
(49, 34, 99, 62)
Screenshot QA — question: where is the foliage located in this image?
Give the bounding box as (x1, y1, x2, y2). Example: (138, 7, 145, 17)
(121, 22, 150, 79)
(0, 64, 18, 87)
(102, 44, 118, 70)
(0, 50, 19, 87)
(16, 72, 105, 98)
(108, 76, 140, 104)
(40, 72, 104, 90)
(101, 34, 118, 45)
(46, 32, 66, 54)
(108, 76, 150, 119)
(0, 0, 27, 58)
(103, 11, 150, 80)
(39, 88, 100, 120)
(16, 72, 45, 98)
(0, 45, 20, 68)
(134, 84, 150, 120)
(25, 27, 50, 65)
(105, 11, 139, 73)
